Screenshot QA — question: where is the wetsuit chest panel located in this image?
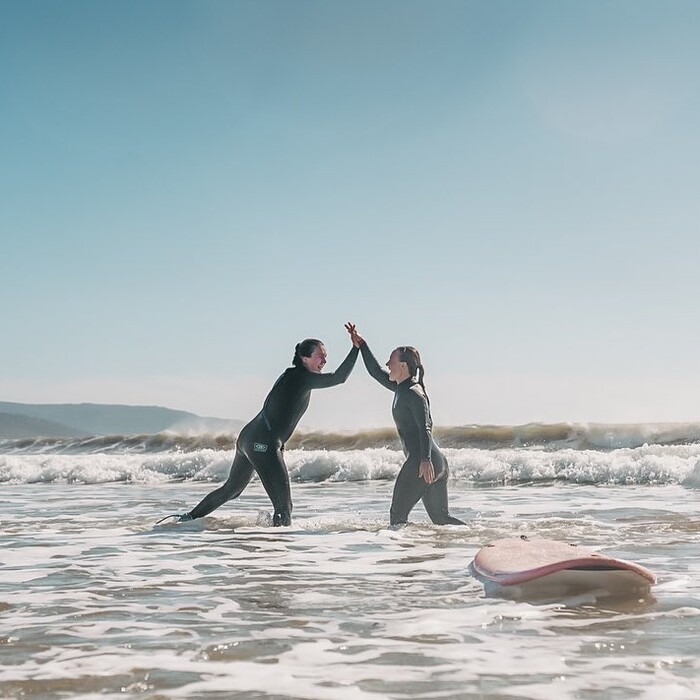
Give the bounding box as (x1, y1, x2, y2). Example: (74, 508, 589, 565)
(261, 368, 312, 444)
(259, 348, 358, 445)
(392, 382, 432, 459)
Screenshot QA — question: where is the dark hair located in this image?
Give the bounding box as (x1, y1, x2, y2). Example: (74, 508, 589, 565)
(397, 346, 428, 400)
(293, 338, 324, 367)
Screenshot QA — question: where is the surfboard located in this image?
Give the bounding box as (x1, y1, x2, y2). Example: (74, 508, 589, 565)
(471, 536, 656, 600)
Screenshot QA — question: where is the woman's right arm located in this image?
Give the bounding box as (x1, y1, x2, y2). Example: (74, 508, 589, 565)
(359, 342, 395, 391)
(345, 322, 395, 391)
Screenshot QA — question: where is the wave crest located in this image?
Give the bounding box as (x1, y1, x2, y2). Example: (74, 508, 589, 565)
(3, 421, 700, 455)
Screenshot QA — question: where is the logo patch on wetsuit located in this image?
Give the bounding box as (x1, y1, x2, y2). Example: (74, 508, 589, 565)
(253, 442, 268, 453)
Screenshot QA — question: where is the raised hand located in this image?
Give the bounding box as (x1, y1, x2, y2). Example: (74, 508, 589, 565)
(344, 322, 364, 348)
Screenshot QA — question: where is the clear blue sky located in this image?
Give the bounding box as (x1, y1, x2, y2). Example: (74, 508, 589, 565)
(2, 0, 699, 429)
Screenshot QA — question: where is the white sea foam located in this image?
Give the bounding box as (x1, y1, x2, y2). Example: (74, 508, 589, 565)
(2, 481, 700, 699)
(2, 444, 700, 486)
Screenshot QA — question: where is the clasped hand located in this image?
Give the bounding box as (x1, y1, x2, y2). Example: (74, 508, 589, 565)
(344, 322, 364, 348)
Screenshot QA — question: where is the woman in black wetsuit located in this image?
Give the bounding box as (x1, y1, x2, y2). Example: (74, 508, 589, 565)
(347, 324, 463, 526)
(162, 333, 359, 526)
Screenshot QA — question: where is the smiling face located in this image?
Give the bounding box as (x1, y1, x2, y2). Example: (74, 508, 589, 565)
(301, 344, 327, 373)
(386, 349, 410, 383)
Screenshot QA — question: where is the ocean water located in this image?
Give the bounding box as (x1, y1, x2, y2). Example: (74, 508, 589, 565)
(2, 424, 700, 699)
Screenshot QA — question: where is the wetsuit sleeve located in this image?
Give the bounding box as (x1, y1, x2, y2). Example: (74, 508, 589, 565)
(359, 342, 395, 392)
(304, 346, 359, 389)
(406, 386, 433, 460)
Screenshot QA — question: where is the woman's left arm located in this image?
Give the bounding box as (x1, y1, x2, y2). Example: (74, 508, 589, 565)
(306, 346, 360, 389)
(407, 387, 436, 483)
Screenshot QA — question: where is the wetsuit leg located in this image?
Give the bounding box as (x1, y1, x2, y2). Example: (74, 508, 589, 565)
(188, 451, 255, 519)
(421, 451, 465, 525)
(253, 446, 292, 526)
(389, 459, 426, 525)
(422, 478, 465, 525)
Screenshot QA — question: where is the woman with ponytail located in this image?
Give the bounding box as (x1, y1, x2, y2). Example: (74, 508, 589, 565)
(161, 331, 358, 526)
(346, 323, 464, 526)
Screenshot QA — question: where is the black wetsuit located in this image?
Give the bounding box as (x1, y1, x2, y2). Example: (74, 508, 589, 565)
(188, 346, 359, 525)
(359, 343, 464, 526)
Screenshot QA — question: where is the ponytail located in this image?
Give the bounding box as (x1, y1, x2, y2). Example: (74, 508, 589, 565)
(398, 346, 429, 403)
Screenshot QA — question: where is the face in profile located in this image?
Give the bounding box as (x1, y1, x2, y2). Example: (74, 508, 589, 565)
(301, 344, 328, 373)
(386, 349, 407, 383)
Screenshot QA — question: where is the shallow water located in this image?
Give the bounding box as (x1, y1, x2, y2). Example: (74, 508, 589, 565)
(2, 479, 700, 699)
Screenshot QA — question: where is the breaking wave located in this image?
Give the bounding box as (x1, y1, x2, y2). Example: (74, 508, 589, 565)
(2, 422, 700, 486)
(2, 444, 700, 487)
(3, 421, 700, 455)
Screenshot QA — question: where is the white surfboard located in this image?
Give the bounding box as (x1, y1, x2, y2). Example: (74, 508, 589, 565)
(471, 536, 656, 600)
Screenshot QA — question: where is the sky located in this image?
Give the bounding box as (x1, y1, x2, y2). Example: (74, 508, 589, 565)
(2, 0, 700, 430)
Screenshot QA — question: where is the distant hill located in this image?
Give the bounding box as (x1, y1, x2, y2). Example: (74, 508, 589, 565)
(0, 402, 243, 438)
(0, 412, 92, 438)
